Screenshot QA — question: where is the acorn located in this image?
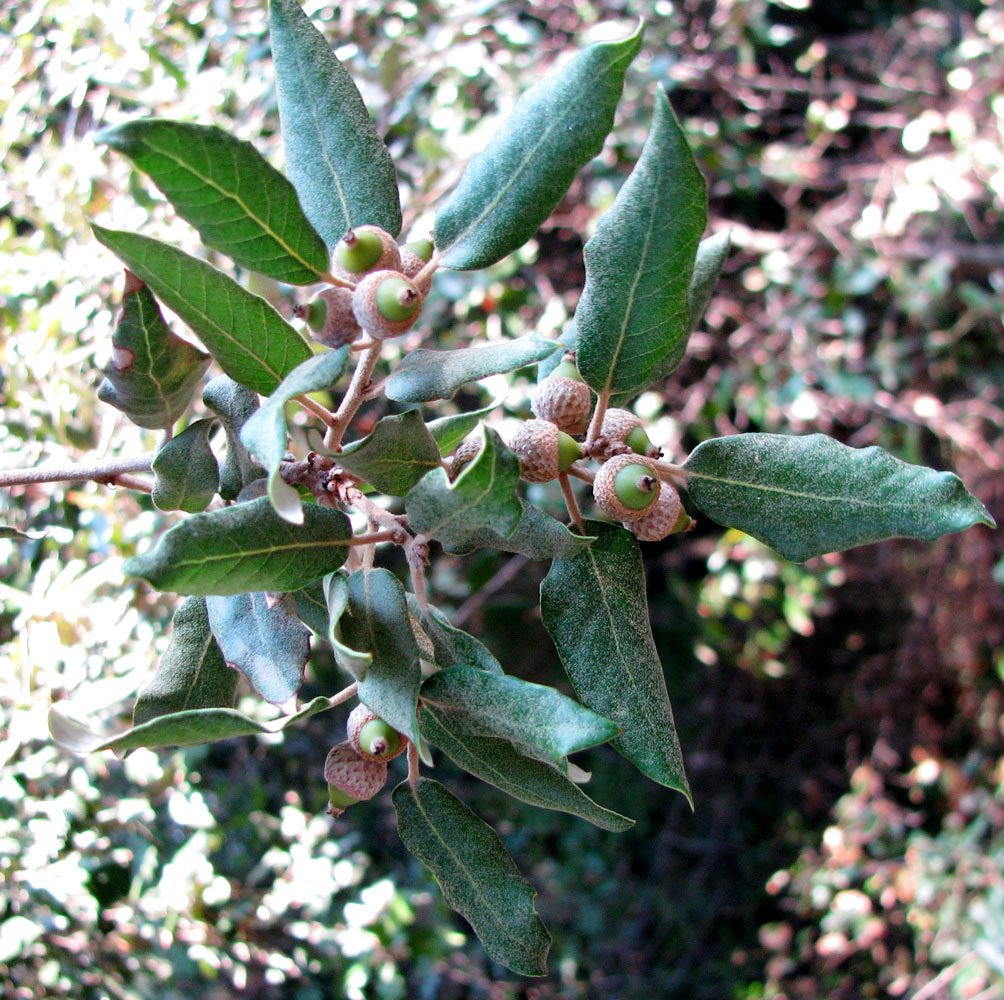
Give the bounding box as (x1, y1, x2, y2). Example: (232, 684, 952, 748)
(599, 408, 659, 457)
(593, 453, 661, 521)
(346, 704, 407, 761)
(399, 238, 435, 294)
(450, 435, 482, 479)
(351, 269, 424, 339)
(323, 741, 388, 817)
(625, 484, 693, 541)
(298, 286, 362, 348)
(332, 225, 401, 281)
(510, 418, 581, 483)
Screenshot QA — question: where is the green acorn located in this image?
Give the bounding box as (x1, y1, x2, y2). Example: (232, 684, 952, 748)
(625, 484, 692, 541)
(347, 704, 407, 761)
(593, 453, 661, 521)
(300, 287, 362, 348)
(351, 269, 424, 339)
(332, 225, 401, 281)
(510, 419, 581, 483)
(323, 741, 388, 817)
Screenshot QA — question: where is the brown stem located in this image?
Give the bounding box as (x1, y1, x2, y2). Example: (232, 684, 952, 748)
(343, 487, 409, 539)
(346, 528, 403, 547)
(413, 251, 442, 292)
(407, 739, 420, 792)
(567, 461, 596, 484)
(650, 459, 689, 488)
(105, 473, 154, 494)
(329, 682, 359, 708)
(322, 270, 356, 290)
(295, 394, 338, 429)
(406, 534, 430, 614)
(0, 454, 155, 488)
(585, 390, 610, 451)
(324, 346, 381, 451)
(558, 472, 585, 532)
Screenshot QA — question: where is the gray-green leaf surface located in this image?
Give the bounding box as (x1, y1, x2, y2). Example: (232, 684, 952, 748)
(420, 667, 619, 764)
(337, 409, 442, 495)
(540, 521, 691, 802)
(385, 334, 559, 403)
(97, 277, 210, 429)
(132, 597, 237, 725)
(442, 499, 594, 560)
(152, 418, 219, 513)
(92, 225, 312, 395)
(418, 706, 633, 831)
(124, 496, 353, 595)
(269, 0, 401, 248)
(393, 778, 551, 976)
(683, 433, 996, 562)
(203, 376, 266, 499)
(206, 592, 310, 704)
(434, 25, 643, 270)
(98, 119, 330, 284)
(576, 85, 706, 398)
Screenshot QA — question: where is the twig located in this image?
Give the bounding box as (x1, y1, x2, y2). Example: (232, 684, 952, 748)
(322, 270, 356, 290)
(567, 461, 596, 484)
(407, 739, 420, 792)
(328, 682, 359, 709)
(413, 251, 442, 292)
(558, 472, 584, 532)
(453, 554, 529, 627)
(406, 534, 431, 614)
(0, 454, 155, 488)
(651, 459, 689, 488)
(105, 474, 154, 494)
(585, 390, 610, 451)
(343, 487, 409, 539)
(324, 345, 381, 451)
(295, 394, 338, 429)
(346, 528, 402, 547)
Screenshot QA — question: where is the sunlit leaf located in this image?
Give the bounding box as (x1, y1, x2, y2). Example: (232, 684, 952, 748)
(151, 418, 219, 513)
(337, 409, 442, 496)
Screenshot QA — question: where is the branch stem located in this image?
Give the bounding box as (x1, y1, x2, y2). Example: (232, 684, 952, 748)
(0, 454, 155, 488)
(324, 345, 381, 450)
(585, 390, 610, 450)
(407, 739, 420, 792)
(558, 472, 584, 532)
(295, 394, 338, 429)
(328, 682, 358, 708)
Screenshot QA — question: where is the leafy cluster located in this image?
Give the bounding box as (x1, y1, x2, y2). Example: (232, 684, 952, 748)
(37, 0, 994, 976)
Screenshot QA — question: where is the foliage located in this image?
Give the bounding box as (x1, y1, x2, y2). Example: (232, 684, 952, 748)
(1, 0, 1003, 995)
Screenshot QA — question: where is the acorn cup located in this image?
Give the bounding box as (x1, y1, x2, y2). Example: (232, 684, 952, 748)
(625, 483, 693, 541)
(510, 419, 582, 483)
(346, 704, 408, 761)
(323, 741, 389, 817)
(593, 453, 661, 521)
(331, 224, 402, 282)
(351, 269, 424, 339)
(300, 286, 362, 348)
(598, 407, 659, 457)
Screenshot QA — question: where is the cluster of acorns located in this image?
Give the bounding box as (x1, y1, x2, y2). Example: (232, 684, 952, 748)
(296, 225, 434, 346)
(497, 357, 694, 542)
(324, 704, 408, 816)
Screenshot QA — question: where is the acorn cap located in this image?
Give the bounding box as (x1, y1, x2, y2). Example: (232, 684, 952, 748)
(450, 435, 482, 479)
(347, 703, 407, 761)
(323, 741, 388, 815)
(307, 287, 362, 348)
(351, 269, 424, 339)
(510, 419, 580, 483)
(332, 224, 402, 281)
(625, 484, 691, 541)
(530, 375, 591, 436)
(593, 453, 661, 521)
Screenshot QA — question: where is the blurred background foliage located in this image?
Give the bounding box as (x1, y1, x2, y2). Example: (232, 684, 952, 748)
(2, 0, 1003, 997)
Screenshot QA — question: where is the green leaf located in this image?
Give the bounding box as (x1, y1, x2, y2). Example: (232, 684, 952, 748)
(540, 521, 691, 802)
(91, 226, 312, 395)
(683, 433, 997, 562)
(50, 695, 336, 755)
(292, 579, 328, 636)
(322, 570, 373, 674)
(133, 597, 238, 725)
(405, 597, 502, 675)
(426, 397, 504, 455)
(97, 275, 210, 429)
(269, 0, 401, 248)
(576, 85, 707, 398)
(337, 568, 421, 746)
(239, 348, 349, 522)
(435, 25, 643, 271)
(421, 667, 618, 764)
(337, 410, 442, 496)
(418, 707, 633, 832)
(405, 426, 522, 550)
(443, 499, 594, 560)
(97, 119, 330, 285)
(152, 418, 219, 513)
(385, 334, 559, 404)
(203, 375, 266, 500)
(206, 592, 310, 704)
(124, 496, 353, 595)
(392, 778, 551, 976)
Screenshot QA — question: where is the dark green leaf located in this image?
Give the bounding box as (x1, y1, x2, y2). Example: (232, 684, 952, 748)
(406, 597, 502, 675)
(292, 579, 328, 635)
(421, 667, 618, 764)
(385, 334, 559, 403)
(133, 597, 237, 725)
(419, 707, 633, 831)
(98, 276, 210, 429)
(239, 348, 349, 522)
(338, 410, 443, 496)
(683, 433, 996, 562)
(540, 521, 691, 802)
(152, 418, 219, 513)
(97, 119, 330, 284)
(203, 375, 266, 500)
(269, 0, 401, 248)
(443, 499, 594, 560)
(338, 568, 421, 746)
(206, 592, 310, 704)
(50, 695, 335, 754)
(322, 570, 373, 674)
(123, 496, 353, 595)
(435, 25, 643, 270)
(393, 778, 551, 976)
(576, 85, 706, 398)
(92, 226, 312, 395)
(405, 426, 522, 550)
(426, 397, 504, 455)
